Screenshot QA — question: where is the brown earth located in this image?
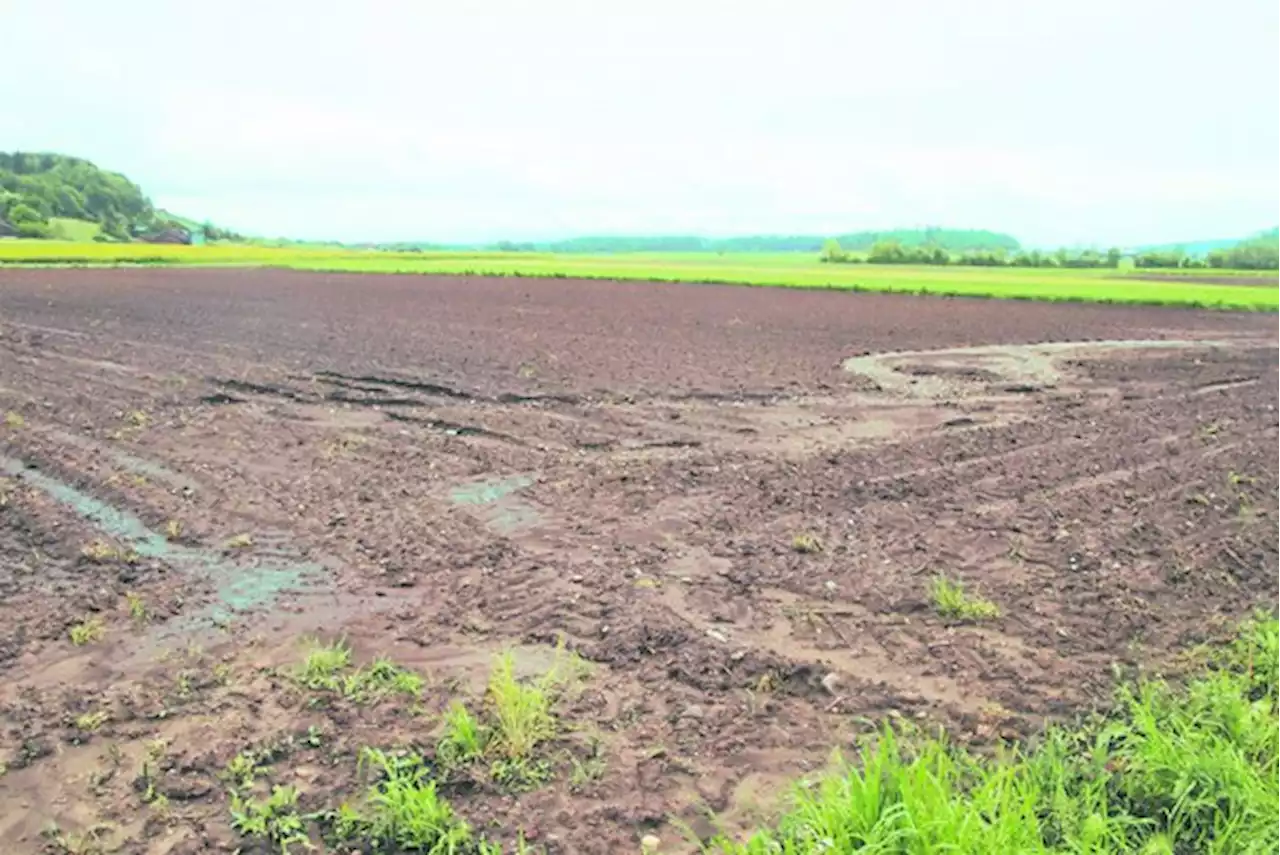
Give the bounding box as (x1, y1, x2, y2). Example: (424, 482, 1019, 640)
(0, 267, 1276, 854)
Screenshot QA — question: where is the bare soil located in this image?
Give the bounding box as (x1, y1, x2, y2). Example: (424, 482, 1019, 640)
(1, 268, 1276, 854)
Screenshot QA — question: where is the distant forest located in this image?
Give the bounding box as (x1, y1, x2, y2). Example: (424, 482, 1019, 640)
(485, 228, 1021, 255)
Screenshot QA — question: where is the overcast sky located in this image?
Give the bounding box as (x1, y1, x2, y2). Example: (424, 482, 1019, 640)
(4, 0, 1277, 246)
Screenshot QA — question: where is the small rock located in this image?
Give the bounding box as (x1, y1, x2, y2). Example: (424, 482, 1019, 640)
(729, 650, 747, 662)
(823, 580, 837, 593)
(570, 574, 584, 583)
(705, 628, 728, 643)
(820, 672, 843, 695)
(641, 834, 661, 852)
(161, 776, 213, 801)
(680, 704, 705, 721)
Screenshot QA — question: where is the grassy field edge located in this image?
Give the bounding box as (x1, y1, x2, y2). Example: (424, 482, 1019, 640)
(0, 242, 1276, 311)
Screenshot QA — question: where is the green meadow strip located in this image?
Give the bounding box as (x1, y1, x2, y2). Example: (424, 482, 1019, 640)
(0, 241, 1274, 310)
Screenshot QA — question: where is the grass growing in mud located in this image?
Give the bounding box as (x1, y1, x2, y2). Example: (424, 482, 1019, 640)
(68, 616, 105, 645)
(224, 647, 588, 854)
(711, 614, 1279, 854)
(293, 638, 423, 703)
(435, 645, 591, 790)
(930, 574, 1001, 622)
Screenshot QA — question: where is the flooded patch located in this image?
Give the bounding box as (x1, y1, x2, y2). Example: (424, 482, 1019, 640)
(449, 473, 541, 534)
(0, 453, 328, 631)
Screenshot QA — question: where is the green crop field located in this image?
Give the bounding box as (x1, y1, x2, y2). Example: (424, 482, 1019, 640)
(0, 240, 1275, 310)
(46, 218, 102, 242)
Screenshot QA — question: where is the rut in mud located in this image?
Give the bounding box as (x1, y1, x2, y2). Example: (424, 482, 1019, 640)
(0, 268, 1276, 854)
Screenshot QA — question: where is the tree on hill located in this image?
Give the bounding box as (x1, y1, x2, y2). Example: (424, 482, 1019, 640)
(5, 202, 50, 238)
(0, 152, 239, 242)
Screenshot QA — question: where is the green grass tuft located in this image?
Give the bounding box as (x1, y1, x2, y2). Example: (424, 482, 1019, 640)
(293, 641, 423, 704)
(229, 784, 312, 854)
(68, 616, 105, 645)
(930, 574, 1002, 622)
(294, 638, 352, 690)
(335, 748, 476, 851)
(342, 656, 425, 702)
(438, 700, 488, 768)
(790, 533, 824, 554)
(486, 653, 560, 760)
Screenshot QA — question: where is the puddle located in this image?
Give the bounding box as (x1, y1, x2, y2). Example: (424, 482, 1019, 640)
(0, 454, 329, 632)
(449, 474, 541, 534)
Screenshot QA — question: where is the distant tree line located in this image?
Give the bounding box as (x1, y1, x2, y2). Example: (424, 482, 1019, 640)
(820, 239, 1124, 268)
(1203, 229, 1279, 270)
(820, 230, 1279, 271)
(1123, 236, 1275, 270)
(487, 228, 1021, 255)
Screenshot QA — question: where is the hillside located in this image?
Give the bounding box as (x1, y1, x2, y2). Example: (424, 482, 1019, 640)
(0, 152, 152, 240)
(0, 152, 230, 242)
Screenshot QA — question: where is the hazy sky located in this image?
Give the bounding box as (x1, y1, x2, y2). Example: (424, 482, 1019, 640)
(4, 0, 1277, 246)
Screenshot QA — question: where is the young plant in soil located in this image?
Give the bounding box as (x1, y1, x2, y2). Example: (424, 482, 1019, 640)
(333, 748, 479, 852)
(221, 750, 265, 794)
(74, 710, 110, 733)
(930, 574, 1001, 622)
(295, 638, 353, 691)
(68, 616, 105, 646)
(790, 532, 824, 554)
(125, 591, 148, 624)
(567, 733, 608, 793)
(230, 784, 313, 854)
(342, 656, 425, 703)
(292, 639, 423, 704)
(437, 700, 487, 769)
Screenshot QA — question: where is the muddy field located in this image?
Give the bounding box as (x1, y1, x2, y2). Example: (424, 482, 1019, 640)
(0, 268, 1276, 854)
